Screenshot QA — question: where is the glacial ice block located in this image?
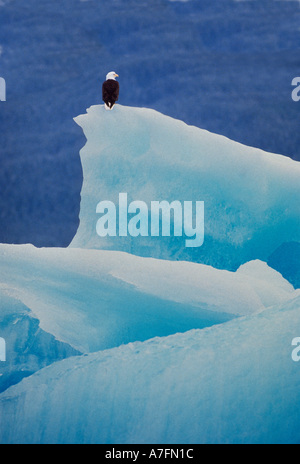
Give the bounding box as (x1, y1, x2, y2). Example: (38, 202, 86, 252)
(71, 105, 300, 271)
(1, 293, 300, 444)
(0, 245, 296, 354)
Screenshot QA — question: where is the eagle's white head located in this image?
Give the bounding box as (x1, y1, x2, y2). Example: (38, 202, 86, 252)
(106, 71, 119, 81)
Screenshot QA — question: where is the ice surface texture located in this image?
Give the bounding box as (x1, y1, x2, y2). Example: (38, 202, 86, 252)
(1, 292, 300, 444)
(0, 245, 295, 353)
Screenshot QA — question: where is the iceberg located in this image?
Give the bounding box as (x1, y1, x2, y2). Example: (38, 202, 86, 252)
(0, 244, 234, 355)
(0, 105, 299, 444)
(0, 293, 300, 444)
(71, 105, 300, 273)
(0, 245, 295, 355)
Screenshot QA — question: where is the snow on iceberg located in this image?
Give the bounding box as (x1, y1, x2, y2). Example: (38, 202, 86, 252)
(1, 293, 300, 444)
(71, 105, 300, 272)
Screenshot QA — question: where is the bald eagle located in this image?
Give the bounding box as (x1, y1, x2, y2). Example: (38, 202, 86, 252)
(102, 72, 119, 110)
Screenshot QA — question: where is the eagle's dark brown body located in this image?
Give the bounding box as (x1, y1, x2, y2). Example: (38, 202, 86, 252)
(102, 79, 120, 109)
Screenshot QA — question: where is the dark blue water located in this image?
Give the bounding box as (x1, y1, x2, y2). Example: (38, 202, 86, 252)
(0, 0, 299, 247)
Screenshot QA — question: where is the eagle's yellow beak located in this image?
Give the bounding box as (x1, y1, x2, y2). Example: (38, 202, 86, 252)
(115, 73, 119, 78)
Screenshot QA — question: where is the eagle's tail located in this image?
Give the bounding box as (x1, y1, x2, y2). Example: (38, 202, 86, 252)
(104, 102, 115, 110)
